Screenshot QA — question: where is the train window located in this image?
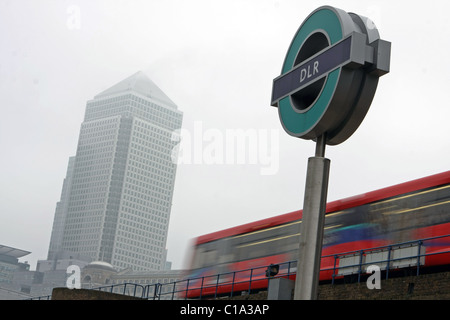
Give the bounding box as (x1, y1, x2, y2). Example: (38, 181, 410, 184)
(231, 222, 301, 261)
(190, 247, 206, 269)
(366, 184, 450, 242)
(191, 245, 219, 269)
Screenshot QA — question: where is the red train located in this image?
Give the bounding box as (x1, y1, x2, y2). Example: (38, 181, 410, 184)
(183, 171, 450, 298)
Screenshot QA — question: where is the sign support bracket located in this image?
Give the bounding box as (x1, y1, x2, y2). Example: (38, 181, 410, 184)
(315, 134, 327, 158)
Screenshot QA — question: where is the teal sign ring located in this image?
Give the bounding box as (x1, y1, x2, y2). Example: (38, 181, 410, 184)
(271, 6, 391, 145)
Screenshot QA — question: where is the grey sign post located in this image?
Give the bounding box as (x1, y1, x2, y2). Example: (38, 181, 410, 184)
(271, 6, 390, 300)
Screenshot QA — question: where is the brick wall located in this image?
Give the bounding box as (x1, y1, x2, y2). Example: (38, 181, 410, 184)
(226, 270, 450, 300)
(318, 270, 450, 300)
(52, 287, 143, 300)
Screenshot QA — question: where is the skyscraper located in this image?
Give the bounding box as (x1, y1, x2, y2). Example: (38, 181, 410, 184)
(48, 71, 183, 271)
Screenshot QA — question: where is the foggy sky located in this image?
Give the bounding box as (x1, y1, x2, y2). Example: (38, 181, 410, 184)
(1, 0, 449, 270)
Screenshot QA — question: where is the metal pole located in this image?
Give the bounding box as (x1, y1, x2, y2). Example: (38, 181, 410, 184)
(315, 134, 327, 158)
(417, 240, 423, 276)
(294, 134, 330, 300)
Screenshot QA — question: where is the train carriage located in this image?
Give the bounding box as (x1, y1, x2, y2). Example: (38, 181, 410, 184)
(183, 171, 450, 298)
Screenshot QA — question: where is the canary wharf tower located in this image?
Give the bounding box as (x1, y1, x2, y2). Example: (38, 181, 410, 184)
(48, 72, 183, 271)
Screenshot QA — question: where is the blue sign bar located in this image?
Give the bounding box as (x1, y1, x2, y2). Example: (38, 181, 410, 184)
(271, 36, 352, 107)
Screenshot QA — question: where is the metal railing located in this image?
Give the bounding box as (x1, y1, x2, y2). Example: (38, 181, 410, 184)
(28, 294, 52, 300)
(93, 282, 148, 298)
(27, 282, 164, 300)
(167, 260, 297, 300)
(27, 234, 450, 300)
(324, 234, 450, 284)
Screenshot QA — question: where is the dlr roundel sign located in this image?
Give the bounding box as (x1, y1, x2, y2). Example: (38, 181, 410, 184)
(271, 6, 391, 145)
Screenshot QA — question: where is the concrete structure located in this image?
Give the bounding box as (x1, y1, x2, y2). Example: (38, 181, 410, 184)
(79, 260, 184, 290)
(0, 245, 30, 285)
(79, 261, 185, 299)
(0, 244, 32, 299)
(47, 71, 183, 271)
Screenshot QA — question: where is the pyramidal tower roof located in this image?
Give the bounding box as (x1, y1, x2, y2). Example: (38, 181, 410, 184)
(95, 71, 177, 109)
